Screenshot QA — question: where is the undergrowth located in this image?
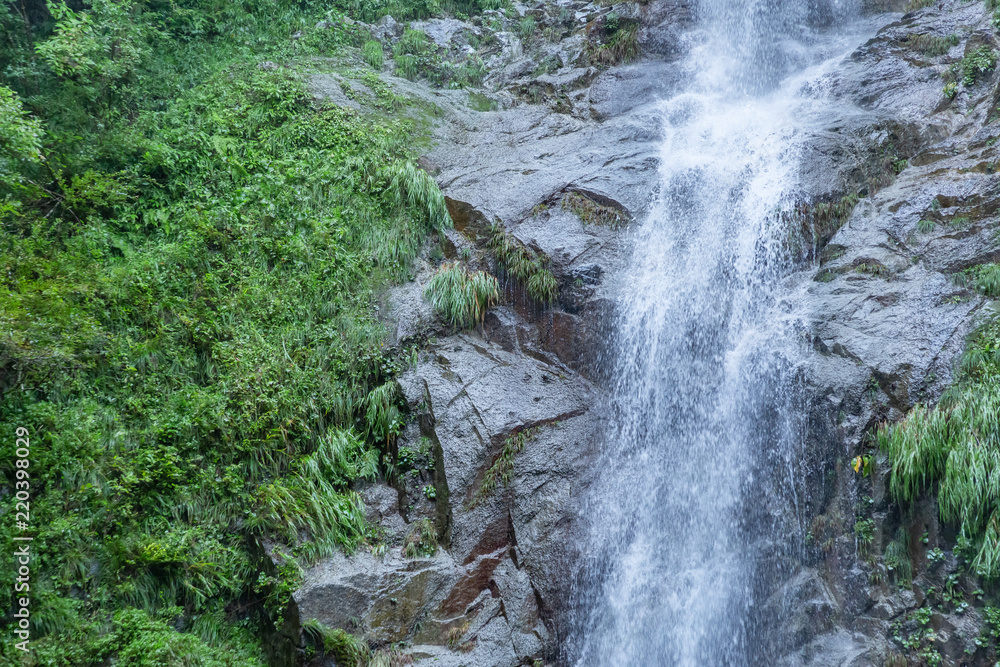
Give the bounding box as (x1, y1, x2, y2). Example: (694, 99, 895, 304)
(0, 0, 454, 662)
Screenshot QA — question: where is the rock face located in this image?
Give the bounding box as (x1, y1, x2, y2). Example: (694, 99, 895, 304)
(297, 2, 680, 663)
(296, 0, 1000, 665)
(780, 1, 1000, 664)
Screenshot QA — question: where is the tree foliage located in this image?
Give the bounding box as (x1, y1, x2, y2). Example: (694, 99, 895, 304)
(0, 0, 461, 661)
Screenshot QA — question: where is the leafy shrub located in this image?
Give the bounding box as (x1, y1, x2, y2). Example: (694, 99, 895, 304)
(0, 2, 452, 660)
(0, 85, 44, 188)
(423, 262, 500, 328)
(962, 46, 997, 86)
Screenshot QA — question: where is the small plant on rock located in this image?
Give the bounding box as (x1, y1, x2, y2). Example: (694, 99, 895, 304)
(962, 46, 998, 86)
(518, 16, 536, 41)
(402, 518, 438, 558)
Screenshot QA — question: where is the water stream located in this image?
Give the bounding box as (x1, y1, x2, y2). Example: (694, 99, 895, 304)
(570, 2, 876, 664)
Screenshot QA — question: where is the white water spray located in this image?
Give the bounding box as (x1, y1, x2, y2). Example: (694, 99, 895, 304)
(570, 2, 876, 664)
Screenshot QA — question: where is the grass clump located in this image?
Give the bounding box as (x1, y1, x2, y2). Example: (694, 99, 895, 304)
(402, 518, 438, 558)
(954, 263, 1000, 298)
(487, 224, 559, 304)
(590, 22, 640, 68)
(364, 40, 385, 70)
(906, 33, 960, 57)
(303, 619, 370, 665)
(917, 218, 936, 233)
(884, 527, 913, 584)
(518, 16, 537, 41)
(423, 262, 500, 329)
(878, 311, 1000, 578)
(784, 192, 861, 257)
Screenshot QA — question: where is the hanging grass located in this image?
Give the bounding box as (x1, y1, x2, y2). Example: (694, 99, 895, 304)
(879, 313, 1000, 578)
(486, 223, 559, 304)
(589, 22, 640, 68)
(423, 262, 500, 329)
(884, 527, 913, 584)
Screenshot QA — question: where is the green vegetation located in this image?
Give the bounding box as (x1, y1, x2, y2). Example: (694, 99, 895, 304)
(391, 27, 486, 88)
(487, 224, 559, 304)
(334, 0, 507, 23)
(917, 218, 936, 233)
(0, 0, 466, 662)
(423, 261, 500, 329)
(518, 16, 537, 42)
(364, 40, 385, 70)
(879, 290, 1000, 578)
(302, 620, 369, 666)
(562, 192, 629, 228)
(962, 46, 998, 86)
(786, 192, 861, 256)
(589, 21, 640, 68)
(884, 527, 912, 584)
(402, 518, 438, 558)
(906, 33, 960, 57)
(472, 426, 539, 505)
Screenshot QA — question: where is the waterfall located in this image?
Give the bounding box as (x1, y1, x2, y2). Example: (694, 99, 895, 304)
(569, 2, 874, 665)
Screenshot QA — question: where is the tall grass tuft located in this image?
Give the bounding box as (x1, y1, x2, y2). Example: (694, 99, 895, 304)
(302, 619, 370, 665)
(364, 41, 385, 70)
(423, 262, 500, 329)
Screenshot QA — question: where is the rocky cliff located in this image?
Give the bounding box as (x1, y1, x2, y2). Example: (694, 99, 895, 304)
(291, 1, 1000, 665)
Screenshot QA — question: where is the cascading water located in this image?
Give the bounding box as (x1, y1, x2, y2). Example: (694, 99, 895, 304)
(569, 2, 877, 665)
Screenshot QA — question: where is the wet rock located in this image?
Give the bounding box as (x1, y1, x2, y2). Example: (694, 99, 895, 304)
(371, 15, 403, 44)
(792, 0, 1000, 659)
(296, 327, 600, 663)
